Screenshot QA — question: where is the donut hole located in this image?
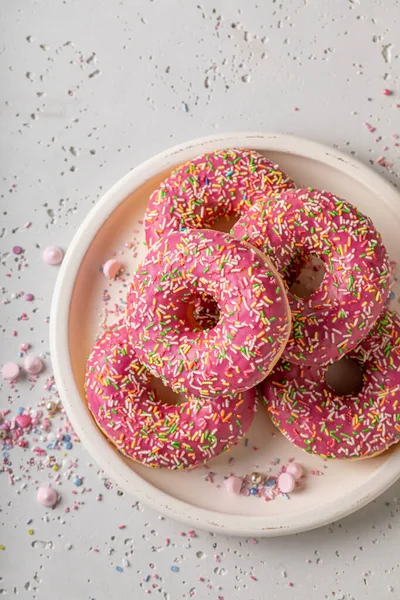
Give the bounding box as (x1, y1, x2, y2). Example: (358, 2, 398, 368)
(186, 293, 221, 331)
(325, 358, 364, 397)
(288, 254, 326, 299)
(150, 377, 185, 406)
(210, 214, 239, 233)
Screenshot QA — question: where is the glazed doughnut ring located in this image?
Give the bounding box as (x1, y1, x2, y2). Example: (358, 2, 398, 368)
(233, 188, 391, 365)
(144, 148, 295, 248)
(85, 321, 257, 469)
(126, 229, 291, 399)
(262, 310, 400, 460)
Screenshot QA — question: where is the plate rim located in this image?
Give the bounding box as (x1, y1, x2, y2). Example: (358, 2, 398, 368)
(50, 132, 400, 537)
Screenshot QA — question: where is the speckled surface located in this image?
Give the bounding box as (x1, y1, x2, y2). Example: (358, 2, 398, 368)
(1, 1, 400, 598)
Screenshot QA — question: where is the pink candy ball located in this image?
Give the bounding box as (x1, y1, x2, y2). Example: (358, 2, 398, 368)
(224, 475, 243, 495)
(24, 356, 43, 375)
(1, 363, 20, 381)
(43, 246, 64, 265)
(278, 472, 296, 494)
(37, 486, 58, 507)
(286, 463, 303, 480)
(102, 259, 122, 279)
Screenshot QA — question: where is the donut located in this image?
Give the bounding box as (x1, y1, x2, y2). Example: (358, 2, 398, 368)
(262, 310, 400, 459)
(85, 321, 257, 469)
(232, 188, 391, 365)
(126, 229, 291, 399)
(144, 148, 295, 248)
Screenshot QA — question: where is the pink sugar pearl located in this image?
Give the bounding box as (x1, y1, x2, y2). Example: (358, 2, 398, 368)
(224, 475, 243, 495)
(24, 355, 43, 375)
(1, 363, 20, 381)
(286, 463, 303, 480)
(102, 259, 122, 279)
(43, 246, 64, 265)
(37, 486, 58, 507)
(278, 472, 296, 494)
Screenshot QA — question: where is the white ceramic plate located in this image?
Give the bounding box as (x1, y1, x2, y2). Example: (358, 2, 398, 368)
(51, 133, 400, 537)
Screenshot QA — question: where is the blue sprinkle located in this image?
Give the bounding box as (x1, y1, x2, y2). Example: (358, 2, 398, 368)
(46, 443, 53, 450)
(171, 566, 180, 573)
(64, 442, 73, 450)
(17, 407, 24, 415)
(73, 477, 82, 486)
(265, 478, 276, 487)
(282, 493, 290, 500)
(205, 177, 210, 186)
(143, 575, 150, 582)
(116, 566, 123, 572)
(27, 519, 32, 525)
(63, 434, 71, 442)
(249, 487, 258, 495)
(2, 452, 9, 458)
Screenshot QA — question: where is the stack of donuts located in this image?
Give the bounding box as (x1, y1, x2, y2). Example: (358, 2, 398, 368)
(85, 148, 400, 470)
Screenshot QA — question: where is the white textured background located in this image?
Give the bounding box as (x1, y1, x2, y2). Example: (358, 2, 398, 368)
(1, 1, 400, 598)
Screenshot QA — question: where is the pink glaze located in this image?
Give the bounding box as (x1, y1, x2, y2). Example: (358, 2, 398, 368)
(126, 229, 291, 399)
(144, 148, 295, 248)
(85, 321, 257, 470)
(233, 188, 391, 365)
(262, 310, 400, 459)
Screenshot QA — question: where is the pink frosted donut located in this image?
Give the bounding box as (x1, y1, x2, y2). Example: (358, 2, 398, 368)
(262, 310, 400, 459)
(85, 321, 257, 469)
(233, 188, 391, 365)
(126, 229, 291, 399)
(144, 148, 295, 248)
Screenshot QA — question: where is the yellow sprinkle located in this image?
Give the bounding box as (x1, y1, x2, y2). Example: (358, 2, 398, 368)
(28, 529, 34, 535)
